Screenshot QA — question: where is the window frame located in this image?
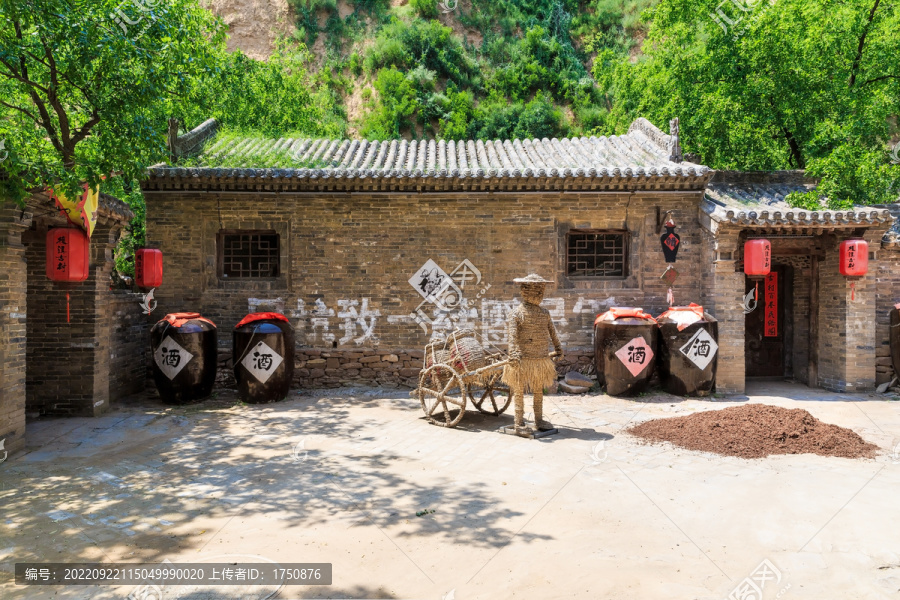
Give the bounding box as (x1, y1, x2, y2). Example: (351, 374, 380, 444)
(565, 228, 630, 280)
(216, 229, 281, 280)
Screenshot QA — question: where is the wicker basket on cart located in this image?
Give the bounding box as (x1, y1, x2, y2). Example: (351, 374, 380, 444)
(416, 328, 512, 427)
(424, 340, 451, 369)
(447, 329, 487, 372)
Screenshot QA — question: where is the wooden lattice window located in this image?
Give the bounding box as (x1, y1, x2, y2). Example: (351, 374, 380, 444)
(217, 230, 280, 278)
(566, 230, 628, 278)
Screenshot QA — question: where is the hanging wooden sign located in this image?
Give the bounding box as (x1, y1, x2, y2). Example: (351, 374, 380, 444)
(659, 220, 680, 262)
(764, 272, 778, 337)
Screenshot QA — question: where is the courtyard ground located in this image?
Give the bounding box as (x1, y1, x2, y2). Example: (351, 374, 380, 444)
(1, 381, 899, 599)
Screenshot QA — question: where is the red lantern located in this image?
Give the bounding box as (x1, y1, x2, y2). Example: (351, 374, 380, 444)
(46, 228, 89, 282)
(135, 248, 163, 289)
(839, 239, 868, 277)
(743, 239, 771, 310)
(46, 228, 89, 323)
(840, 239, 868, 301)
(743, 239, 771, 278)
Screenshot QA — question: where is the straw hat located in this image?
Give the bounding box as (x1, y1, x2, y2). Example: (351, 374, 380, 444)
(513, 273, 553, 284)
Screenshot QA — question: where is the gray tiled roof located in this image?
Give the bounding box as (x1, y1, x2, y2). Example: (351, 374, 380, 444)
(702, 171, 892, 227)
(878, 204, 900, 245)
(150, 117, 711, 182)
(98, 193, 134, 222)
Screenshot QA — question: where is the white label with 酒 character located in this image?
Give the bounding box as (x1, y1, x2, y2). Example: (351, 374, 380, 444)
(154, 336, 194, 380)
(679, 328, 718, 370)
(241, 341, 284, 383)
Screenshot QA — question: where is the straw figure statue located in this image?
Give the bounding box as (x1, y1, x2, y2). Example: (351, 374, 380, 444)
(501, 274, 562, 433)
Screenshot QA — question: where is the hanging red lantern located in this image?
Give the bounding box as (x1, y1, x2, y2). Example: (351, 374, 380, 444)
(743, 239, 771, 278)
(840, 239, 868, 301)
(46, 228, 90, 282)
(135, 248, 163, 289)
(743, 239, 771, 311)
(46, 228, 90, 323)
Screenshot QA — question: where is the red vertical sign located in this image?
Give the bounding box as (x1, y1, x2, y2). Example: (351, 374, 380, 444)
(764, 272, 778, 337)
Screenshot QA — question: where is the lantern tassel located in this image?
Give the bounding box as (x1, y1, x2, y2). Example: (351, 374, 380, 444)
(755, 281, 759, 306)
(667, 287, 674, 306)
(66, 292, 70, 323)
(850, 281, 856, 302)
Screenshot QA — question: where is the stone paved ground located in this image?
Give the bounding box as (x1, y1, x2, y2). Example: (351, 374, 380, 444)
(1, 382, 899, 599)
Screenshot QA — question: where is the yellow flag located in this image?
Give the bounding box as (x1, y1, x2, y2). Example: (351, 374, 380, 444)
(51, 183, 100, 238)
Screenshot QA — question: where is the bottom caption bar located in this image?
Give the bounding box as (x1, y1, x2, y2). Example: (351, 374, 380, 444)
(16, 563, 332, 586)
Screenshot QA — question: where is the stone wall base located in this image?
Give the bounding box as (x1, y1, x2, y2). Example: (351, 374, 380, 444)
(208, 347, 598, 390)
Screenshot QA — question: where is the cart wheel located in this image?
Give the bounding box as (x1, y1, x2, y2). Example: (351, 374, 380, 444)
(418, 364, 468, 427)
(471, 381, 512, 416)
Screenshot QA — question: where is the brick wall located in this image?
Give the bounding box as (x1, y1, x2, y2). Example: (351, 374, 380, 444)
(701, 229, 884, 394)
(0, 202, 30, 454)
(109, 291, 150, 399)
(146, 190, 709, 387)
(23, 222, 125, 416)
(1, 192, 134, 454)
(875, 244, 900, 384)
(815, 231, 880, 392)
(702, 228, 746, 394)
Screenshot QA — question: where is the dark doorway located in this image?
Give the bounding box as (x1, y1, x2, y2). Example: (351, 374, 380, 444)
(746, 265, 792, 377)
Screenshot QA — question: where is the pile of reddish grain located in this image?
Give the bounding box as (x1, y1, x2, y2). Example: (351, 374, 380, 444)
(627, 404, 878, 459)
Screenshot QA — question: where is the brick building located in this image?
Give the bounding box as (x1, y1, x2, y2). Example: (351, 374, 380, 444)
(0, 190, 148, 455)
(143, 117, 899, 395)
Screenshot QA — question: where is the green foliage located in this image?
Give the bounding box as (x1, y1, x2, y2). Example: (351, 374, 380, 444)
(438, 87, 474, 140)
(409, 0, 438, 19)
(366, 18, 474, 83)
(790, 145, 897, 208)
(354, 0, 612, 138)
(490, 24, 590, 103)
(290, 0, 390, 50)
(578, 0, 657, 54)
(0, 0, 347, 283)
(203, 42, 346, 138)
(103, 177, 146, 278)
(515, 92, 566, 139)
(349, 51, 363, 76)
(467, 101, 524, 140)
(366, 24, 410, 70)
(0, 0, 226, 203)
(359, 67, 418, 139)
(594, 0, 900, 205)
(465, 93, 567, 140)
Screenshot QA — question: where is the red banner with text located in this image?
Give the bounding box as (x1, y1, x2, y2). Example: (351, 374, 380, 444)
(764, 272, 778, 337)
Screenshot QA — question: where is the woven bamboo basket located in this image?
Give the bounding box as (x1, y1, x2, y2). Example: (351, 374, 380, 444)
(448, 329, 487, 372)
(424, 341, 451, 369)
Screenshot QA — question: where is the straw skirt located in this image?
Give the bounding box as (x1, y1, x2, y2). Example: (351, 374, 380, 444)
(502, 357, 557, 394)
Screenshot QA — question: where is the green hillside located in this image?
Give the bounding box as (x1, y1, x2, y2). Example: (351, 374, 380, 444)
(286, 0, 656, 140)
(1, 0, 897, 236)
(241, 0, 898, 210)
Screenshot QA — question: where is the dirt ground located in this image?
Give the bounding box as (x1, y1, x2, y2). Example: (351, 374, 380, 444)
(1, 381, 899, 599)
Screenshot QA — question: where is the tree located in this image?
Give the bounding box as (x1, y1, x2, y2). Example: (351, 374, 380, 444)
(594, 0, 900, 206)
(0, 0, 226, 202)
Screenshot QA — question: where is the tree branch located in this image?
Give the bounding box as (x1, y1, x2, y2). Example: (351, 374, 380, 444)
(40, 34, 73, 155)
(12, 20, 65, 158)
(849, 0, 881, 87)
(781, 125, 805, 169)
(68, 111, 101, 148)
(862, 74, 900, 86)
(0, 99, 43, 127)
(0, 59, 51, 94)
(766, 95, 806, 169)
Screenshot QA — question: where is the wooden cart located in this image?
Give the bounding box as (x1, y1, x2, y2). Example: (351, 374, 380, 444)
(416, 329, 512, 427)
